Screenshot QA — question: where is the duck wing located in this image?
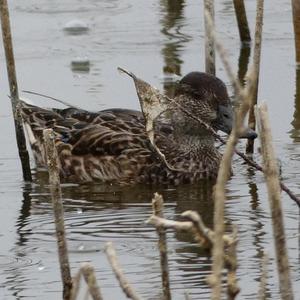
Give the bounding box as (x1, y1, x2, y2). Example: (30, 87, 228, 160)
(21, 102, 174, 182)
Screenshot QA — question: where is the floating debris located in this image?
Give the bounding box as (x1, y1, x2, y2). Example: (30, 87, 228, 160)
(63, 20, 90, 35)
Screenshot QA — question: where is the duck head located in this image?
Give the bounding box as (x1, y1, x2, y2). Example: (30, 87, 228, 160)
(172, 72, 257, 139)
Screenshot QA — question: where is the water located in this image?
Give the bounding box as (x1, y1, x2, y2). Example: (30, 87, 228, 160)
(0, 0, 299, 299)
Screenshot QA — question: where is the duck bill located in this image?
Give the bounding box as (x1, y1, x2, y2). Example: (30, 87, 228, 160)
(238, 127, 257, 139)
(217, 105, 257, 139)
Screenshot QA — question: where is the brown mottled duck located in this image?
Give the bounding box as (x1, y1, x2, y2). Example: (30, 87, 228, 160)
(21, 72, 256, 185)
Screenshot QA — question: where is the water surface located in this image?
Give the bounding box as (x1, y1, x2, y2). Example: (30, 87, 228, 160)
(0, 0, 299, 299)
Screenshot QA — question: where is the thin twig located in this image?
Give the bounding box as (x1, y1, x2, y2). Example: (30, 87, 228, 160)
(246, 0, 264, 154)
(105, 242, 143, 300)
(43, 129, 72, 300)
(0, 0, 32, 181)
(22, 90, 80, 109)
(152, 193, 171, 300)
(256, 103, 294, 300)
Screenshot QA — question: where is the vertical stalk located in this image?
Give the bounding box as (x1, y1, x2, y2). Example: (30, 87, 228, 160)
(292, 0, 300, 64)
(81, 263, 103, 300)
(245, 0, 264, 154)
(152, 193, 171, 300)
(43, 129, 72, 300)
(233, 0, 251, 43)
(204, 0, 215, 75)
(256, 103, 294, 300)
(0, 0, 32, 181)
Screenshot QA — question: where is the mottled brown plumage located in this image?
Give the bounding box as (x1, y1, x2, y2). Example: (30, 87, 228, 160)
(21, 72, 255, 185)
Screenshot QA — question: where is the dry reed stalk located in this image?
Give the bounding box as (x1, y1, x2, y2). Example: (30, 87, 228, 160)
(152, 193, 171, 300)
(246, 0, 264, 154)
(147, 214, 233, 246)
(81, 263, 103, 300)
(105, 242, 143, 300)
(147, 215, 194, 232)
(70, 264, 103, 300)
(70, 271, 81, 300)
(0, 0, 32, 181)
(226, 226, 240, 300)
(257, 252, 268, 300)
(256, 103, 294, 300)
(233, 0, 251, 43)
(43, 129, 72, 300)
(204, 15, 253, 300)
(292, 0, 300, 64)
(204, 0, 215, 75)
(146, 211, 233, 253)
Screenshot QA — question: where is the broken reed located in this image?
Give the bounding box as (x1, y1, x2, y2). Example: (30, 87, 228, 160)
(105, 242, 142, 300)
(71, 263, 104, 300)
(0, 0, 32, 181)
(246, 0, 264, 154)
(152, 194, 171, 300)
(43, 129, 72, 300)
(147, 201, 239, 299)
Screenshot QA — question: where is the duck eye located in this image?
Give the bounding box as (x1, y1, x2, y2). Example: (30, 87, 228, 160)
(223, 113, 230, 119)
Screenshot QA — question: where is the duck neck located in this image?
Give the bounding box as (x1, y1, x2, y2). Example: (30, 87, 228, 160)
(173, 130, 216, 157)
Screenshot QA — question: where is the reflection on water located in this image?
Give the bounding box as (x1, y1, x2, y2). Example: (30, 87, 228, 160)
(160, 0, 191, 98)
(160, 0, 186, 76)
(237, 44, 251, 86)
(290, 69, 300, 142)
(0, 0, 299, 299)
(7, 171, 216, 299)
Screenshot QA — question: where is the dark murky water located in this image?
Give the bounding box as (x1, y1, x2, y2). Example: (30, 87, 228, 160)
(0, 0, 299, 299)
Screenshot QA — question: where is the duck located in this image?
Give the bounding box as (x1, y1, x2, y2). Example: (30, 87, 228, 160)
(21, 71, 256, 185)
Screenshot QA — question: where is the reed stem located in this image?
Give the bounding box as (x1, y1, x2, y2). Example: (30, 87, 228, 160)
(0, 0, 32, 181)
(81, 263, 103, 300)
(105, 242, 142, 300)
(246, 0, 264, 154)
(152, 193, 171, 300)
(256, 103, 294, 300)
(43, 129, 72, 300)
(292, 0, 300, 65)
